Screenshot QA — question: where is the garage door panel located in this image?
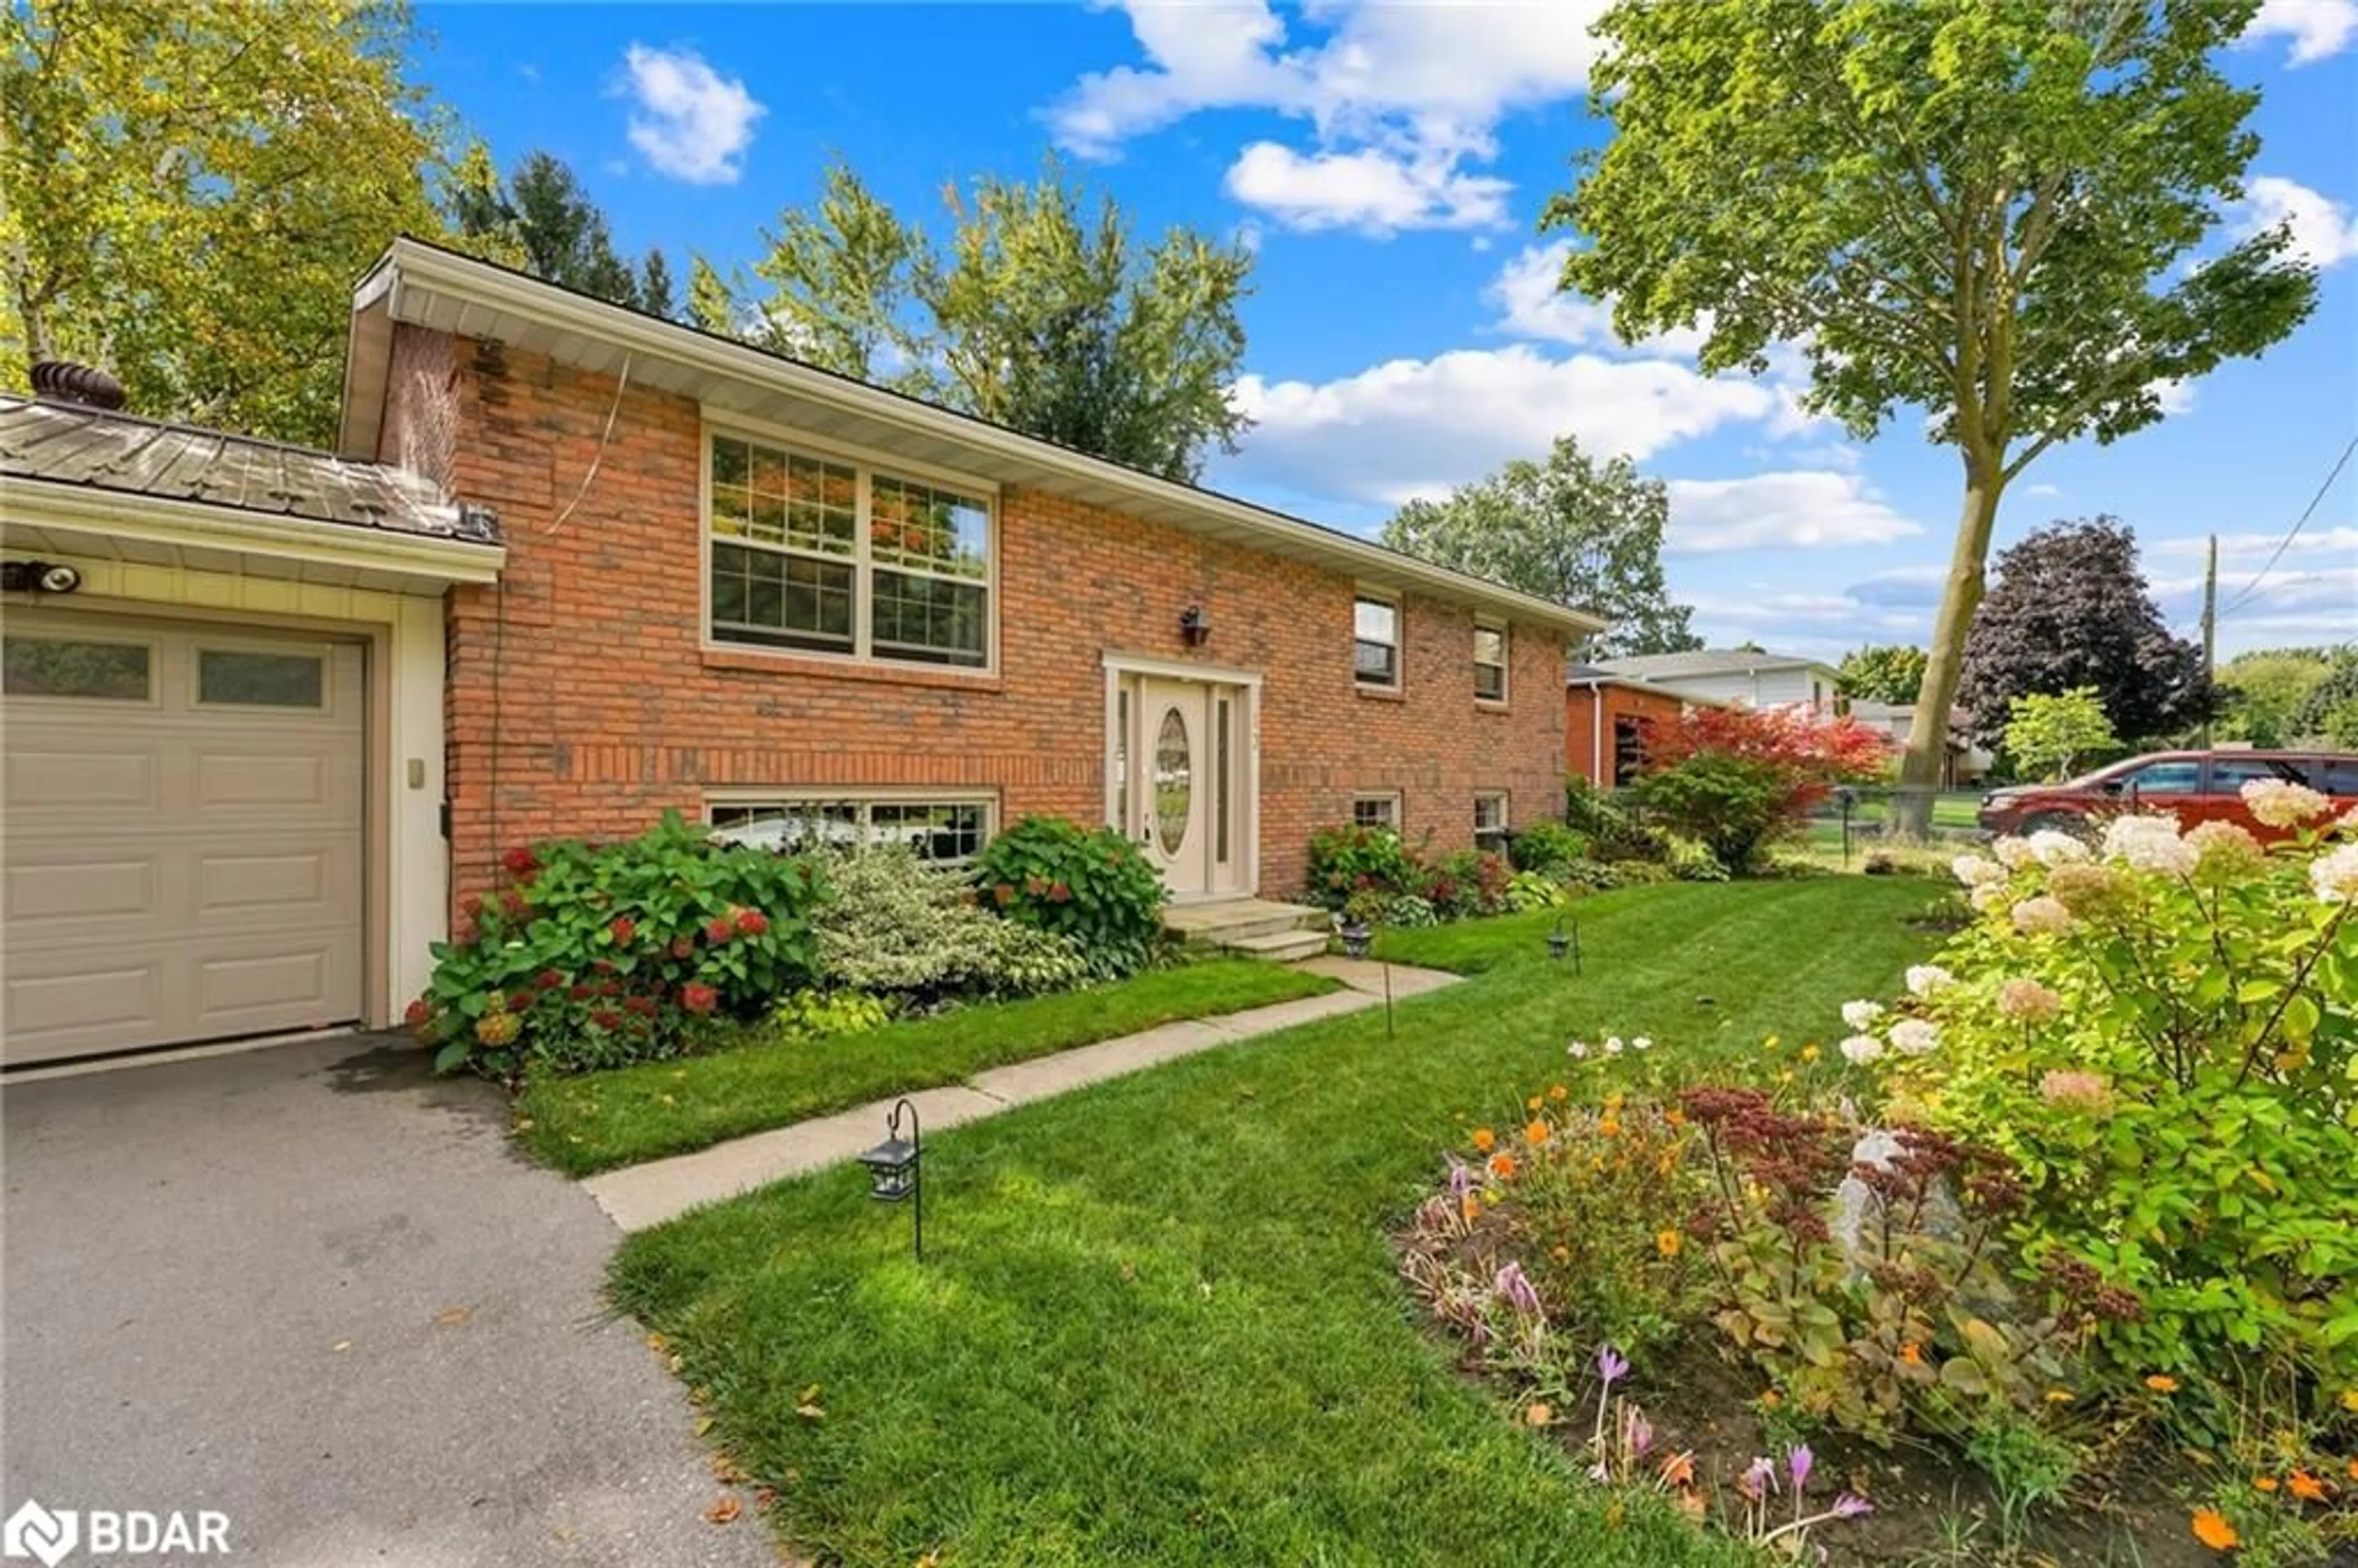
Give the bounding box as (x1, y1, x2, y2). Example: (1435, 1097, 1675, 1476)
(5, 958, 168, 1055)
(7, 746, 163, 810)
(4, 615, 365, 1065)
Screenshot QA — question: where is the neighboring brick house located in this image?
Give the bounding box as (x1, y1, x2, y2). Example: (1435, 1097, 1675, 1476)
(338, 241, 1597, 922)
(1565, 663, 1722, 787)
(2, 238, 1600, 1063)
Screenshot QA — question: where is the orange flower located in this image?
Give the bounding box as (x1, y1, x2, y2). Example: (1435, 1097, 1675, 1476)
(1899, 1342, 1924, 1366)
(1524, 1120, 1551, 1146)
(1597, 1117, 1622, 1138)
(1461, 1196, 1481, 1221)
(2252, 1475, 2279, 1493)
(1758, 1389, 1783, 1410)
(2286, 1470, 2326, 1503)
(1472, 1128, 1496, 1153)
(1663, 1108, 1687, 1128)
(1527, 1095, 1544, 1111)
(1488, 1152, 1519, 1180)
(2145, 1374, 2179, 1394)
(1524, 1402, 1552, 1427)
(2346, 1457, 2358, 1482)
(1548, 1084, 1569, 1102)
(1656, 1228, 1682, 1258)
(2190, 1509, 2238, 1551)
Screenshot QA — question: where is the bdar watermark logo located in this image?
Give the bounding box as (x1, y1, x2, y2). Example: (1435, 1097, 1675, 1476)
(2, 1499, 229, 1564)
(2, 1502, 74, 1568)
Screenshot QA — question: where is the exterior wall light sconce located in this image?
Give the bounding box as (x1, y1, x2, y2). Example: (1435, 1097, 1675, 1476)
(1179, 605, 1210, 646)
(2, 560, 83, 595)
(1549, 915, 1582, 972)
(857, 1097, 924, 1263)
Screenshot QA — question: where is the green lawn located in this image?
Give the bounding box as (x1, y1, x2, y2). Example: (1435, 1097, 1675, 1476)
(519, 959, 1339, 1176)
(610, 879, 1943, 1567)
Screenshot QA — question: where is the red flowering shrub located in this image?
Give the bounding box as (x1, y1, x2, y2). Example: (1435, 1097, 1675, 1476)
(1632, 708, 1888, 872)
(411, 812, 827, 1079)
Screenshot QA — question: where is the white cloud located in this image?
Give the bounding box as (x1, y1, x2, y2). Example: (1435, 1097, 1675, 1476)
(617, 44, 765, 185)
(2150, 377, 2198, 417)
(1047, 1, 1609, 232)
(1489, 240, 1710, 357)
(2240, 0, 2358, 64)
(1224, 142, 1509, 233)
(1664, 471, 1924, 554)
(1680, 586, 1929, 654)
(2152, 526, 2358, 559)
(1843, 564, 1949, 608)
(2235, 176, 2358, 269)
(2021, 483, 2064, 499)
(1223, 346, 1773, 507)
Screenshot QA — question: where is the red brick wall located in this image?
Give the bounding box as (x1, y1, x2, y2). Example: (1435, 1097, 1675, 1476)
(403, 327, 1569, 910)
(1566, 684, 1686, 785)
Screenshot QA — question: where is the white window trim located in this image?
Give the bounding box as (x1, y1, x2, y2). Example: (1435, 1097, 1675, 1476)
(1352, 790, 1403, 831)
(1353, 588, 1403, 690)
(1474, 618, 1509, 706)
(703, 787, 1000, 861)
(700, 418, 1002, 676)
(1474, 790, 1509, 850)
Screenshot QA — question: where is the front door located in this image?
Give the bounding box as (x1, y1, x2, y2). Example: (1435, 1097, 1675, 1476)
(1114, 672, 1250, 901)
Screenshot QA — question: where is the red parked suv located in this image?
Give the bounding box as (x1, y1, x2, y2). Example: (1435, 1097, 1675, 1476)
(1977, 749, 2358, 839)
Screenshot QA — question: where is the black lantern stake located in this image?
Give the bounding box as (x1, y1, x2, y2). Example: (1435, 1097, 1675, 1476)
(857, 1097, 924, 1264)
(1383, 959, 1395, 1039)
(1836, 785, 1857, 869)
(1548, 914, 1583, 974)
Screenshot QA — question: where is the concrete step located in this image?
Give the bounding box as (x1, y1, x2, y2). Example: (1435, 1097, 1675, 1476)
(1164, 898, 1328, 947)
(1219, 928, 1332, 963)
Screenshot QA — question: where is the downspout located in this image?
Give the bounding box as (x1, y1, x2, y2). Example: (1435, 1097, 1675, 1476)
(1571, 677, 1608, 783)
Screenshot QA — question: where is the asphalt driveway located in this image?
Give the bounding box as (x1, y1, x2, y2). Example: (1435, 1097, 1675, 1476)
(2, 1034, 776, 1567)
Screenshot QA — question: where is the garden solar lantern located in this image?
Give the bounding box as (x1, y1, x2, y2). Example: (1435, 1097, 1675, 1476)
(857, 1098, 924, 1263)
(1340, 919, 1373, 960)
(1549, 915, 1582, 974)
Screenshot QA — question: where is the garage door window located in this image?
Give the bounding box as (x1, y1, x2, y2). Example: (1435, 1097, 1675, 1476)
(198, 648, 325, 708)
(2, 635, 150, 700)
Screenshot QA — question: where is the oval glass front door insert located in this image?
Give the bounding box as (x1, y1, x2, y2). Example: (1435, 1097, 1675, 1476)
(1154, 705, 1192, 852)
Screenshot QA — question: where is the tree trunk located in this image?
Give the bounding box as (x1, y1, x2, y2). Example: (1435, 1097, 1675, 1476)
(1893, 459, 2005, 837)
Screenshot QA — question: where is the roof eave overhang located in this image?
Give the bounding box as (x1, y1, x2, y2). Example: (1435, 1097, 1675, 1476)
(2, 478, 505, 590)
(343, 238, 1608, 639)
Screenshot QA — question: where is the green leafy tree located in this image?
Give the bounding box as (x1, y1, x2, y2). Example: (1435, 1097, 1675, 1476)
(1379, 434, 1702, 658)
(2290, 650, 2358, 748)
(445, 147, 674, 317)
(1837, 645, 1931, 705)
(2002, 688, 2117, 783)
(725, 158, 1253, 481)
(1, 0, 456, 443)
(2214, 646, 2345, 748)
(685, 254, 740, 336)
(1550, 0, 2318, 833)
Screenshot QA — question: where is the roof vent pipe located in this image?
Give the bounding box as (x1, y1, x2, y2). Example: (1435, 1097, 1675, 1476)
(29, 360, 127, 411)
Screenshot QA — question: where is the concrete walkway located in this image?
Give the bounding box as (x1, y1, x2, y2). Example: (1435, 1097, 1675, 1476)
(584, 956, 1459, 1232)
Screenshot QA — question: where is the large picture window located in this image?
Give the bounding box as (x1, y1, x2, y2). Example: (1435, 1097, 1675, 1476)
(708, 431, 991, 669)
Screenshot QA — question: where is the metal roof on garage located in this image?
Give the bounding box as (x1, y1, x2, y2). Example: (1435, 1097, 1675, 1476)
(1, 395, 499, 544)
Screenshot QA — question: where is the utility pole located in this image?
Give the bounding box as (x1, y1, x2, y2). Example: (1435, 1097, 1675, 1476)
(2199, 532, 2217, 747)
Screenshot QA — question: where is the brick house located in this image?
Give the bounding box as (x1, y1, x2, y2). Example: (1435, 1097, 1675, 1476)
(1565, 664, 1724, 788)
(0, 239, 1598, 1064)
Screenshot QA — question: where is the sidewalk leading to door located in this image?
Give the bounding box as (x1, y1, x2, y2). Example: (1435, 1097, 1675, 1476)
(582, 955, 1460, 1233)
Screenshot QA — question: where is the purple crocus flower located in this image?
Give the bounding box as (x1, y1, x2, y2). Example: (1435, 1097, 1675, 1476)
(1832, 1493, 1873, 1519)
(1788, 1443, 1813, 1493)
(1738, 1455, 1777, 1501)
(1624, 1407, 1654, 1459)
(1493, 1261, 1543, 1317)
(1446, 1158, 1476, 1200)
(1596, 1345, 1629, 1387)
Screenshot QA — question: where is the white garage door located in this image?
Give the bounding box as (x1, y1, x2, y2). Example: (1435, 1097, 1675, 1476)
(4, 611, 365, 1065)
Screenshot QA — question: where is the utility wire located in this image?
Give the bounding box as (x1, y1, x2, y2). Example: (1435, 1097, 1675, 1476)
(2217, 433, 2357, 616)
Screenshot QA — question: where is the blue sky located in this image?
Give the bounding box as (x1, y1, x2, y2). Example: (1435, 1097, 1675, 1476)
(411, 2, 2357, 659)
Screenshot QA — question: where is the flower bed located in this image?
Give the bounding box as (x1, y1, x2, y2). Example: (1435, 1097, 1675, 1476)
(1399, 782, 2358, 1562)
